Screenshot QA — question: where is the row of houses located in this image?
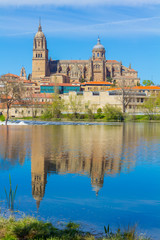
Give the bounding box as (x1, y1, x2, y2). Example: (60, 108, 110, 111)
(1, 73, 160, 118)
(1, 87, 160, 119)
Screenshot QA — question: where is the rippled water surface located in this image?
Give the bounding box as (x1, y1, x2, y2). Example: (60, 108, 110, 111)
(0, 123, 160, 239)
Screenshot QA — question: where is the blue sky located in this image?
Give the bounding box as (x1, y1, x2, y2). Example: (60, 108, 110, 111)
(0, 1, 160, 84)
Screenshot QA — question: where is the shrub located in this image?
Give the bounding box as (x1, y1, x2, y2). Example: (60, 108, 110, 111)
(103, 104, 124, 121)
(0, 114, 5, 121)
(41, 109, 52, 120)
(86, 108, 94, 120)
(0, 217, 151, 240)
(95, 108, 105, 119)
(97, 108, 102, 115)
(94, 113, 105, 119)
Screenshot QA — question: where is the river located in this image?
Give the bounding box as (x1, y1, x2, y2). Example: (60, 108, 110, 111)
(0, 122, 160, 239)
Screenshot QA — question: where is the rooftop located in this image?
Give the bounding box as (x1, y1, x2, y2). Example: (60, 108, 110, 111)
(81, 81, 112, 86)
(93, 37, 105, 51)
(2, 73, 20, 78)
(106, 60, 119, 63)
(41, 83, 80, 87)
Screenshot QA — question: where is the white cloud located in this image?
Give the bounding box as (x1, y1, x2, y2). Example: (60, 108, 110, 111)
(1, 0, 160, 6)
(1, 11, 160, 38)
(1, 15, 160, 37)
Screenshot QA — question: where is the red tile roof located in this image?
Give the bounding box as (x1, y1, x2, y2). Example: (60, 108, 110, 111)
(106, 60, 119, 63)
(129, 69, 137, 72)
(81, 81, 113, 86)
(2, 73, 20, 78)
(41, 83, 80, 87)
(106, 86, 160, 91)
(133, 86, 160, 90)
(23, 80, 36, 84)
(94, 58, 103, 61)
(32, 93, 53, 98)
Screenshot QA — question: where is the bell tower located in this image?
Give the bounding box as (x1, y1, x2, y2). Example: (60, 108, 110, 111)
(92, 37, 106, 82)
(32, 21, 49, 80)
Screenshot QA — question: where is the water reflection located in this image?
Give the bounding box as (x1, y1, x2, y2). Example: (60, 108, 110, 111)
(0, 123, 160, 209)
(0, 126, 31, 170)
(31, 125, 126, 208)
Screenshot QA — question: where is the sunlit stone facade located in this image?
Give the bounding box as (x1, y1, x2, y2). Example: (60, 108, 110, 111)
(32, 23, 140, 86)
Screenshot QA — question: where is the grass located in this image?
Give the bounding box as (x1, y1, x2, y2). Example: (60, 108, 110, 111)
(4, 175, 18, 211)
(14, 113, 160, 123)
(124, 114, 160, 122)
(0, 217, 151, 240)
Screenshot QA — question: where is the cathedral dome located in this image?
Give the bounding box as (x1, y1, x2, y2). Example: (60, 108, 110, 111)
(35, 31, 45, 38)
(35, 23, 45, 38)
(93, 37, 105, 51)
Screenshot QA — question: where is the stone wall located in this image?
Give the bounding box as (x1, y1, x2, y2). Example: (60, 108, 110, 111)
(0, 91, 148, 119)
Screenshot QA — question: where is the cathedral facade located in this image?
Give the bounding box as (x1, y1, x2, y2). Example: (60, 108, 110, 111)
(32, 23, 140, 86)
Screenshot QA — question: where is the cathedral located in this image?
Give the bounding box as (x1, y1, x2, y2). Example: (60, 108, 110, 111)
(32, 22, 140, 86)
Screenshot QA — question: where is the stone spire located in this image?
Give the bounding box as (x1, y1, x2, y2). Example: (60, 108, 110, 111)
(38, 18, 42, 32)
(36, 200, 41, 211)
(93, 36, 105, 50)
(97, 36, 101, 45)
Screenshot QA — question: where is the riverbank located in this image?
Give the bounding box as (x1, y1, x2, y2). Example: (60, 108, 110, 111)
(0, 217, 150, 240)
(0, 120, 123, 126)
(2, 110, 160, 124)
(1, 119, 160, 126)
(12, 113, 160, 123)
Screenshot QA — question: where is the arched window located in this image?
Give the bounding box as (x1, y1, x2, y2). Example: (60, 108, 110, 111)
(41, 54, 42, 57)
(97, 53, 99, 57)
(36, 54, 37, 58)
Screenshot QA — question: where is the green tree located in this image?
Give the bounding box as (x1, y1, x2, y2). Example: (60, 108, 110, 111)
(156, 93, 160, 106)
(106, 76, 112, 83)
(42, 93, 64, 119)
(141, 96, 156, 120)
(103, 104, 124, 121)
(86, 108, 94, 120)
(80, 78, 85, 83)
(97, 108, 102, 115)
(142, 80, 154, 86)
(112, 79, 116, 87)
(51, 93, 64, 118)
(68, 95, 82, 119)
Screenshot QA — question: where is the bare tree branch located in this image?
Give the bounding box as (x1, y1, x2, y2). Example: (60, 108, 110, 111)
(0, 77, 26, 125)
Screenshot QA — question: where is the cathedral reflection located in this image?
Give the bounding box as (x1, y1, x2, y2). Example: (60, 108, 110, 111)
(0, 124, 159, 209)
(31, 125, 137, 208)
